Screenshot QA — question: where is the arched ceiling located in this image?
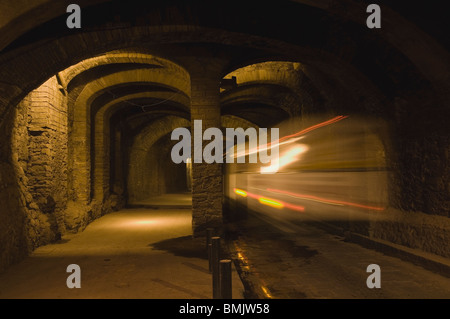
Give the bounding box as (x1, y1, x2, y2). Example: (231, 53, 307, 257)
(0, 0, 449, 147)
(1, 0, 448, 104)
(60, 51, 301, 143)
(221, 62, 305, 125)
(62, 51, 192, 147)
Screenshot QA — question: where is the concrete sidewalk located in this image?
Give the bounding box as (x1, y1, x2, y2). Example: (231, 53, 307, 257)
(0, 208, 244, 299)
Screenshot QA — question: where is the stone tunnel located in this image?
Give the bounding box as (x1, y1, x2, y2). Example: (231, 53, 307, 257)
(0, 0, 449, 299)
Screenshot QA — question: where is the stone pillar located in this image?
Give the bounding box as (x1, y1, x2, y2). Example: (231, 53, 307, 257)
(189, 65, 223, 235)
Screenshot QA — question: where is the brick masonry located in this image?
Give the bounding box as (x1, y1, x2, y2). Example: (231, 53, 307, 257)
(190, 69, 224, 235)
(11, 77, 67, 254)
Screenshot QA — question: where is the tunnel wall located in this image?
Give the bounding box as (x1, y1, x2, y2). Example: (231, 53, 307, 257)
(158, 138, 188, 194)
(0, 115, 26, 273)
(7, 77, 68, 270)
(127, 116, 190, 203)
(136, 136, 189, 199)
(5, 74, 127, 271)
(372, 89, 450, 257)
(325, 109, 449, 257)
(289, 57, 450, 258)
(388, 93, 449, 217)
(370, 208, 450, 257)
(21, 77, 68, 229)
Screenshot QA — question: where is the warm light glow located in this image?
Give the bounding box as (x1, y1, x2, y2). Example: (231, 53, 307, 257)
(283, 202, 306, 212)
(261, 286, 273, 299)
(135, 220, 155, 225)
(274, 115, 348, 145)
(235, 244, 250, 271)
(260, 145, 308, 173)
(236, 115, 348, 158)
(258, 197, 284, 209)
(234, 188, 248, 197)
(266, 188, 385, 211)
(232, 188, 305, 212)
(233, 136, 303, 159)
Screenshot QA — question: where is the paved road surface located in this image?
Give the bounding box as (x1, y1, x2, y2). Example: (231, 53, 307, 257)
(228, 211, 450, 299)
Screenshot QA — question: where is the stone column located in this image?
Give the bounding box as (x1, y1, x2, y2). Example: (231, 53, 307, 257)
(189, 63, 223, 235)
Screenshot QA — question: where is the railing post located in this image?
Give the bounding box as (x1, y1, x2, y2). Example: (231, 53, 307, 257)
(220, 259, 232, 299)
(211, 236, 221, 299)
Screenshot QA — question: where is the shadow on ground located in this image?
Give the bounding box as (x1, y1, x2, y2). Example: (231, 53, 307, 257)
(150, 236, 208, 259)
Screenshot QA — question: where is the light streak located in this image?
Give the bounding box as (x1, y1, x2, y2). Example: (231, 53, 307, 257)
(234, 188, 248, 197)
(235, 115, 349, 158)
(233, 188, 305, 212)
(283, 202, 306, 212)
(260, 145, 308, 173)
(234, 243, 273, 299)
(234, 244, 250, 271)
(233, 136, 303, 159)
(274, 115, 349, 145)
(261, 285, 273, 299)
(258, 197, 284, 209)
(266, 188, 385, 211)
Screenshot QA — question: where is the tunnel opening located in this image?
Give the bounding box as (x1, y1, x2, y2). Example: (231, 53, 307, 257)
(8, 49, 193, 257)
(127, 129, 192, 208)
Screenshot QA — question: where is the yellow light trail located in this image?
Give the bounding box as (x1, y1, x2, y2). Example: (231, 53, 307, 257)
(234, 243, 250, 271)
(258, 197, 284, 209)
(261, 286, 273, 299)
(266, 188, 386, 211)
(233, 188, 306, 212)
(234, 242, 273, 298)
(234, 188, 248, 197)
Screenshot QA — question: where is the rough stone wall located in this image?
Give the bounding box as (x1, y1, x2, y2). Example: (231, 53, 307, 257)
(371, 208, 450, 258)
(190, 72, 223, 235)
(135, 135, 188, 199)
(157, 137, 188, 195)
(1, 100, 29, 272)
(10, 76, 68, 259)
(366, 88, 450, 257)
(26, 77, 68, 232)
(388, 91, 449, 218)
(9, 75, 124, 247)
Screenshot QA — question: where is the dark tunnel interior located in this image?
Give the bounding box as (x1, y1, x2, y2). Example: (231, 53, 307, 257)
(0, 0, 449, 301)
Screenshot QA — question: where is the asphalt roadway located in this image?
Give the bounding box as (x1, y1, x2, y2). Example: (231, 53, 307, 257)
(227, 210, 450, 299)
